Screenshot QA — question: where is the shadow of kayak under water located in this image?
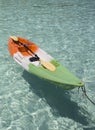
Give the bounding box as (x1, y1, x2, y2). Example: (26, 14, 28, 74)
(22, 70, 89, 126)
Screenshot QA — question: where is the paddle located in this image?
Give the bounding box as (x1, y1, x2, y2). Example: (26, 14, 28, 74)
(10, 36, 56, 71)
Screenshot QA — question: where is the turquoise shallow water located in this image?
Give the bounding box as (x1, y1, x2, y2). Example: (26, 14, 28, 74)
(0, 0, 95, 129)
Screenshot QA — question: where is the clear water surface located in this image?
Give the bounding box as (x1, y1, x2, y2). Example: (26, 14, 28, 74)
(0, 0, 95, 130)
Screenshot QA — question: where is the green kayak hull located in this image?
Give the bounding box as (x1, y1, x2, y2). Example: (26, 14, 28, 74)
(29, 60, 84, 90)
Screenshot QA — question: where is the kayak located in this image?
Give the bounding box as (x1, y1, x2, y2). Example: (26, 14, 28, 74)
(8, 36, 84, 89)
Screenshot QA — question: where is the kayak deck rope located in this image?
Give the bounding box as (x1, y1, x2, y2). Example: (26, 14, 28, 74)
(80, 86, 95, 106)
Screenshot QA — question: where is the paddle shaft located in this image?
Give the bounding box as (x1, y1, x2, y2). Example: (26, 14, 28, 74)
(14, 41, 39, 59)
